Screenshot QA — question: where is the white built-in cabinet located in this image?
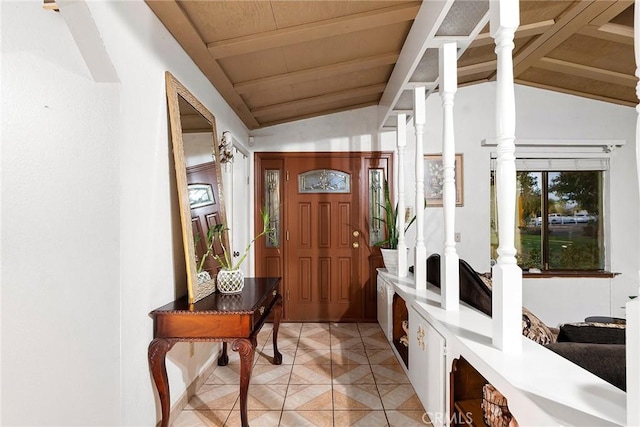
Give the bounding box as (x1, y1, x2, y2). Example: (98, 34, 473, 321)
(409, 305, 447, 427)
(377, 274, 393, 342)
(377, 271, 447, 427)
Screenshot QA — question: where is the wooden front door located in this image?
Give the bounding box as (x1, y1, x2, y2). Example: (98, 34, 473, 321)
(187, 162, 225, 277)
(286, 157, 362, 321)
(255, 152, 392, 322)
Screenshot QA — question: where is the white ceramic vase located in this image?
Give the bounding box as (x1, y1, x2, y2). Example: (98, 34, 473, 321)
(381, 248, 410, 275)
(197, 271, 216, 294)
(381, 248, 399, 275)
(217, 269, 245, 294)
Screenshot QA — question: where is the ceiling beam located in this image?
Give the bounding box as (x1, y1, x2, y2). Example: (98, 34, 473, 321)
(251, 83, 386, 118)
(145, 0, 260, 129)
(588, 0, 633, 26)
(578, 22, 634, 45)
(458, 60, 496, 77)
(470, 20, 556, 47)
(234, 52, 399, 95)
(207, 3, 420, 59)
(377, 0, 456, 128)
(535, 57, 637, 87)
(259, 101, 379, 127)
(513, 1, 616, 77)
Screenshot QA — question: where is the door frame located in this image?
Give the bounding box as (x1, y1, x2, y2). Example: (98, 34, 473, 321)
(255, 152, 394, 321)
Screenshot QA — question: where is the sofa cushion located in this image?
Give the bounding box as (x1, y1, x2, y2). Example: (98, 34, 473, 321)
(557, 322, 626, 345)
(546, 342, 626, 391)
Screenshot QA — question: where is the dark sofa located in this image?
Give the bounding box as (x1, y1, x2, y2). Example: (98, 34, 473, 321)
(426, 254, 626, 390)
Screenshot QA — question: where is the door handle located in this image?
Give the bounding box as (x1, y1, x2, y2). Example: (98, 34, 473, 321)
(352, 242, 359, 248)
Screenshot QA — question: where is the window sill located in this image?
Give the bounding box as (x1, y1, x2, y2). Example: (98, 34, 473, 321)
(522, 270, 618, 278)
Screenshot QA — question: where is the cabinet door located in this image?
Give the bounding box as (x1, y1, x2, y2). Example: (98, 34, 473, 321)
(376, 275, 392, 341)
(409, 306, 446, 427)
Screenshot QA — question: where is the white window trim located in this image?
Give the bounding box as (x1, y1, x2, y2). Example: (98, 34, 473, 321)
(482, 138, 625, 154)
(489, 146, 612, 272)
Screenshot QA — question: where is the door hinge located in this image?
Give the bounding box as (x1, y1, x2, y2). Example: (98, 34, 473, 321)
(286, 230, 290, 241)
(442, 345, 448, 357)
(286, 289, 290, 300)
(286, 171, 289, 181)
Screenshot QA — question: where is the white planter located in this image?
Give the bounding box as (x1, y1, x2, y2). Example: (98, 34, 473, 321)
(381, 248, 410, 275)
(217, 269, 245, 294)
(381, 248, 399, 275)
(197, 271, 216, 295)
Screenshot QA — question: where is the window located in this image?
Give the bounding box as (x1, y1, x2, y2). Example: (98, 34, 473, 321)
(490, 158, 606, 271)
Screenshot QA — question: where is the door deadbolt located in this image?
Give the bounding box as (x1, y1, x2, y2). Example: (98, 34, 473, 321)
(353, 230, 360, 237)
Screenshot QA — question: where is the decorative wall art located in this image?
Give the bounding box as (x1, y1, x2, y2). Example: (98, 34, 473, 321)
(424, 154, 463, 207)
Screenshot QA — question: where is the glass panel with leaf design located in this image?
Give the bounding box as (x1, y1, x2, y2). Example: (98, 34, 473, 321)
(298, 169, 350, 193)
(264, 169, 280, 248)
(369, 169, 385, 246)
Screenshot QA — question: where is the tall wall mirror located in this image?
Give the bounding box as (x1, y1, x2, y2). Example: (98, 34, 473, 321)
(165, 72, 229, 303)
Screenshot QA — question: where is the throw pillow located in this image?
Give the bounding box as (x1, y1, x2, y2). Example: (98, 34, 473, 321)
(474, 271, 557, 345)
(522, 307, 558, 345)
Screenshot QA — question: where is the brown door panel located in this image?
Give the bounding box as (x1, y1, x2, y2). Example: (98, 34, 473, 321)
(255, 153, 393, 322)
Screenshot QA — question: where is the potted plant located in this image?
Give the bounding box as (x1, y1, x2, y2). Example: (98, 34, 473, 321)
(374, 179, 420, 274)
(198, 209, 274, 293)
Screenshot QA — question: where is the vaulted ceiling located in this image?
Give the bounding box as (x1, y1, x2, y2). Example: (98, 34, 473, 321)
(146, 0, 636, 131)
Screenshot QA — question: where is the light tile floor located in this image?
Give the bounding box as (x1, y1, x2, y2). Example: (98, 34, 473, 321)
(173, 322, 429, 426)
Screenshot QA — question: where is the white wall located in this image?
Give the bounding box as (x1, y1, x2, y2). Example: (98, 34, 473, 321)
(252, 83, 638, 327)
(1, 1, 250, 425)
(1, 2, 120, 424)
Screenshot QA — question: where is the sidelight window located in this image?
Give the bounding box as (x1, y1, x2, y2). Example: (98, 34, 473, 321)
(264, 169, 281, 248)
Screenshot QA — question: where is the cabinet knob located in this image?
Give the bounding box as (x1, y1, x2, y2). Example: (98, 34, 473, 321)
(259, 306, 265, 315)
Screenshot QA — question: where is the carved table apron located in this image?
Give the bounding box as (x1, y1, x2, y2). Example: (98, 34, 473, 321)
(148, 277, 283, 427)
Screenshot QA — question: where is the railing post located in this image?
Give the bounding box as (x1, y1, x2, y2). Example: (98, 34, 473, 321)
(490, 0, 522, 352)
(440, 41, 460, 311)
(414, 86, 427, 290)
(397, 113, 408, 278)
(627, 0, 640, 423)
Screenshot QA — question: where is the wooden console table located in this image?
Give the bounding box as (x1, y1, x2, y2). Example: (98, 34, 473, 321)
(148, 277, 283, 427)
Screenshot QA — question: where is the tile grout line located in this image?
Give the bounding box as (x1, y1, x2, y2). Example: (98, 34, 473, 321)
(176, 323, 419, 426)
(278, 324, 300, 426)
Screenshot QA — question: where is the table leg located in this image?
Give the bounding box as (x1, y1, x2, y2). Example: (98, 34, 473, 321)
(148, 338, 177, 427)
(272, 295, 283, 365)
(232, 338, 256, 427)
(218, 342, 229, 366)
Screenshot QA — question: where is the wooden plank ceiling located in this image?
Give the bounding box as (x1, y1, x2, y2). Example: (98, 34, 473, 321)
(146, 0, 636, 130)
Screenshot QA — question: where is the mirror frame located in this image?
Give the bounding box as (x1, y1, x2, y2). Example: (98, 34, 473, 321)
(165, 72, 228, 303)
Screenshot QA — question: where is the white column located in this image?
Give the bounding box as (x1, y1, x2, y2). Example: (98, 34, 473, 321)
(490, 0, 522, 353)
(627, 1, 640, 423)
(397, 113, 409, 278)
(628, 299, 640, 425)
(440, 42, 460, 311)
(414, 86, 427, 289)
